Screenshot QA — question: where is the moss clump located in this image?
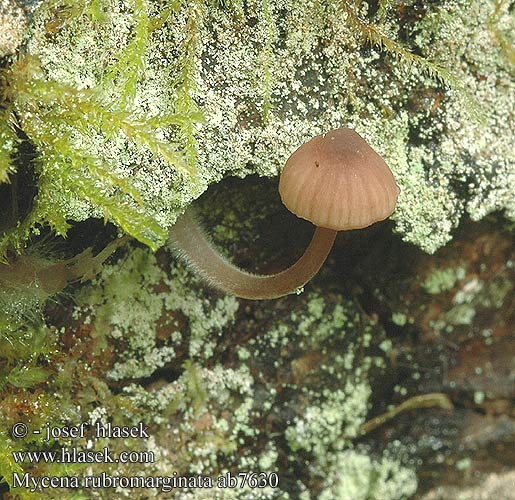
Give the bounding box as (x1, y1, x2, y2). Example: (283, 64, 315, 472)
(1, 0, 204, 255)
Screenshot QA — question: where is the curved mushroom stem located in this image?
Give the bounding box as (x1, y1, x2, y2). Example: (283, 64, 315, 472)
(169, 208, 336, 300)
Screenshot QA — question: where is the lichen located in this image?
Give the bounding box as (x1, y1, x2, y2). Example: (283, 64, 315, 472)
(318, 450, 418, 500)
(3, 1, 515, 498)
(0, 235, 417, 498)
(285, 382, 371, 462)
(0, 0, 28, 58)
(2, 0, 514, 254)
(417, 239, 515, 335)
(422, 265, 466, 295)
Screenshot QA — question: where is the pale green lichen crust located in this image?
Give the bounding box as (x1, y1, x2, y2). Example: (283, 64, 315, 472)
(3, 0, 513, 253)
(0, 0, 28, 57)
(318, 450, 417, 500)
(425, 262, 514, 333)
(422, 265, 467, 295)
(0, 243, 417, 499)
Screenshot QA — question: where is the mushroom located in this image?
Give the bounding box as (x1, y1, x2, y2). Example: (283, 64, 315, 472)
(169, 127, 400, 300)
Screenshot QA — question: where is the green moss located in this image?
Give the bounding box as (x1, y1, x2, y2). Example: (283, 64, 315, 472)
(0, 113, 18, 184)
(1, 0, 203, 254)
(2, 0, 514, 255)
(4, 1, 514, 497)
(0, 225, 422, 499)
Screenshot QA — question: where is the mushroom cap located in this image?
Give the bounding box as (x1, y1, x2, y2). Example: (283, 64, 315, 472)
(279, 128, 400, 231)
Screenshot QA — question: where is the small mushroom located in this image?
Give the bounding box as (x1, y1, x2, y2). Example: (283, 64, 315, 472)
(169, 127, 400, 300)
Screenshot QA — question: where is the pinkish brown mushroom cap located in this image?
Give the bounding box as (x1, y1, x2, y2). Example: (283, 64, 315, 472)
(279, 128, 400, 231)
